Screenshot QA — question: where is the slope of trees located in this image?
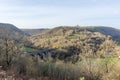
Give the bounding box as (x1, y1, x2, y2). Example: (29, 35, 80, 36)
(0, 23, 28, 42)
(0, 33, 20, 68)
(30, 28, 119, 62)
(0, 26, 120, 80)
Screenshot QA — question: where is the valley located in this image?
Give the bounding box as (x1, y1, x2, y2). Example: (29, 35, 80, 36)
(0, 23, 120, 80)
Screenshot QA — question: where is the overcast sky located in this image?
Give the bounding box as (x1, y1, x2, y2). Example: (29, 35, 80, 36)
(0, 0, 120, 29)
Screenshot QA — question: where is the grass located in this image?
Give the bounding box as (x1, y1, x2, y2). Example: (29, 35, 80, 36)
(21, 46, 38, 52)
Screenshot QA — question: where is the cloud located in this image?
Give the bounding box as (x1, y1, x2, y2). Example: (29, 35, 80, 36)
(0, 0, 120, 28)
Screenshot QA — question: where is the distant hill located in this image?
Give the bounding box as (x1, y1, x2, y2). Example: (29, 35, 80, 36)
(84, 26, 120, 43)
(30, 26, 120, 60)
(21, 29, 49, 35)
(0, 23, 27, 42)
(30, 27, 109, 48)
(1, 24, 120, 44)
(30, 26, 120, 43)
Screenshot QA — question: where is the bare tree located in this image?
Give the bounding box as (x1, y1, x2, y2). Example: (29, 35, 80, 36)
(0, 30, 19, 68)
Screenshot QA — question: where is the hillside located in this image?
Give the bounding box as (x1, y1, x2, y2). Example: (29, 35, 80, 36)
(0, 23, 28, 41)
(85, 26, 120, 43)
(0, 25, 120, 80)
(30, 26, 119, 60)
(30, 26, 115, 49)
(21, 29, 49, 35)
(30, 26, 120, 43)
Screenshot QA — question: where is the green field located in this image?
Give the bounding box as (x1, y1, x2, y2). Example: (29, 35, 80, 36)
(21, 46, 38, 52)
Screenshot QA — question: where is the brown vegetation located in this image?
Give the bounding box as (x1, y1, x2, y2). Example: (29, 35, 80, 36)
(0, 26, 120, 80)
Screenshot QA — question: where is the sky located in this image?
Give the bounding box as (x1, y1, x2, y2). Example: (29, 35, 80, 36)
(0, 0, 120, 29)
